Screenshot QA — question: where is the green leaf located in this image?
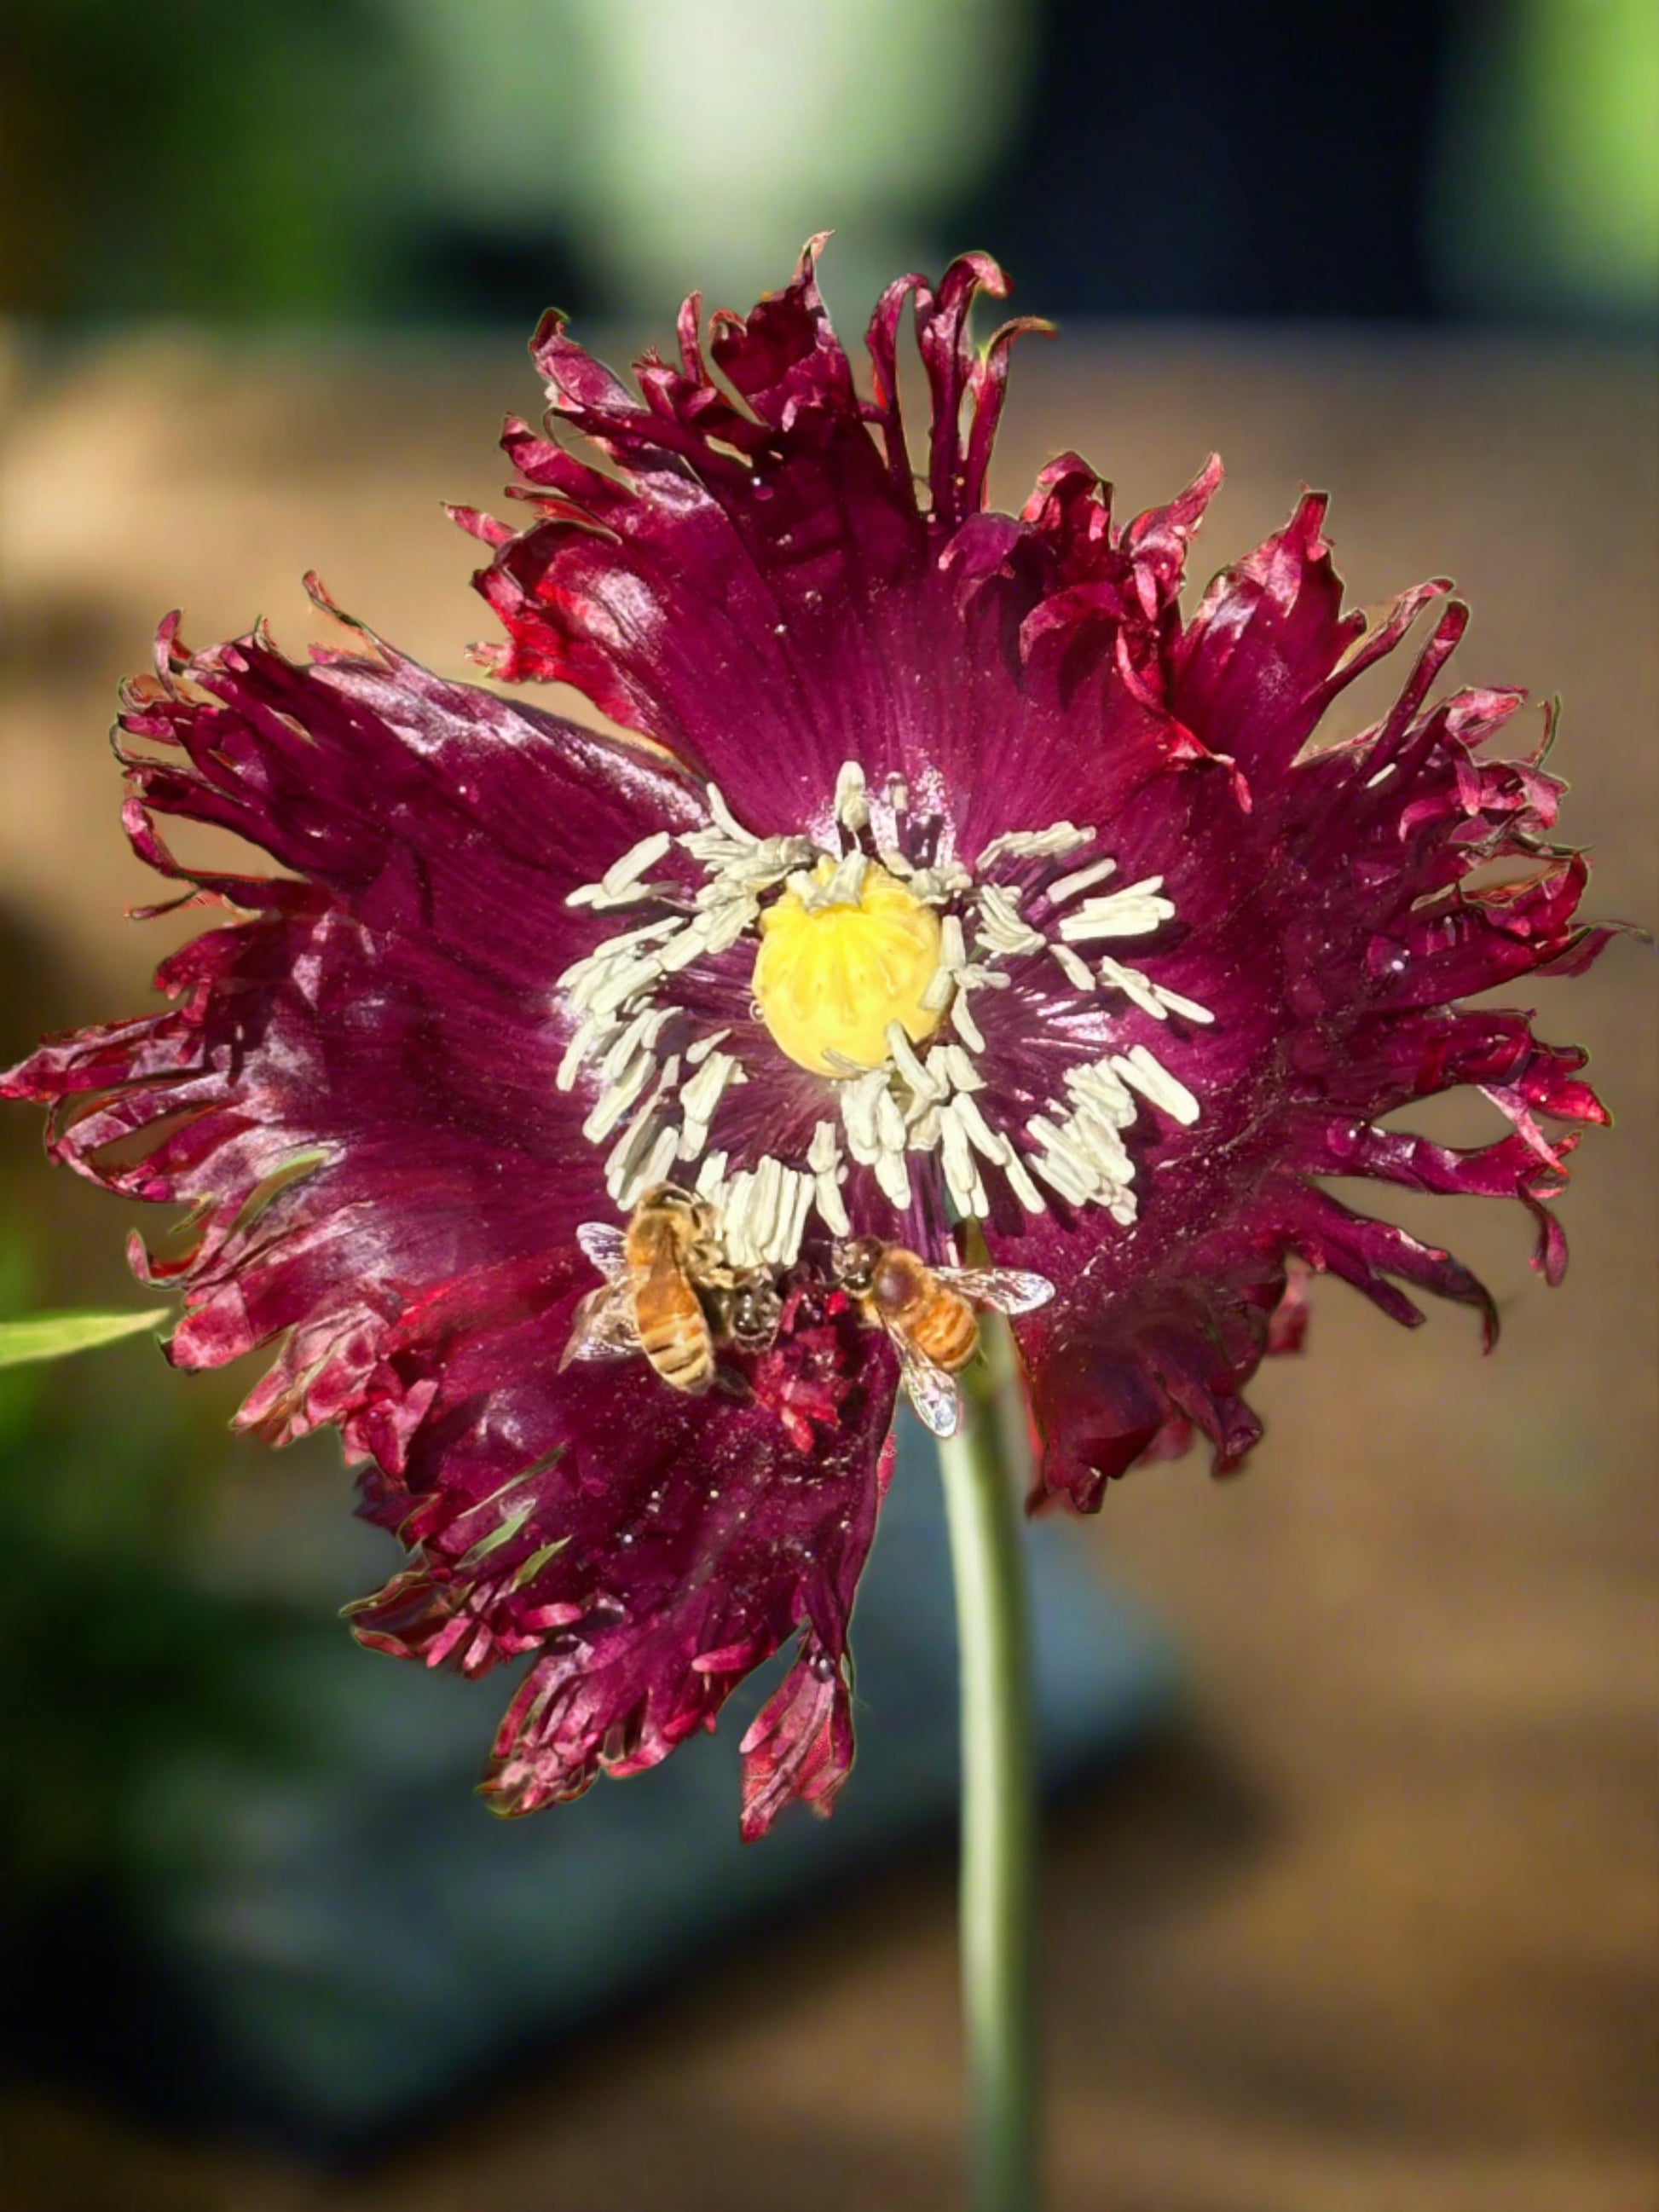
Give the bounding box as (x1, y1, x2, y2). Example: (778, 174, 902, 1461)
(0, 1310, 165, 1368)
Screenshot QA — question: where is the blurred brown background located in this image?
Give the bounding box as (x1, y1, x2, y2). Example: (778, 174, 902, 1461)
(1, 3, 1656, 2209)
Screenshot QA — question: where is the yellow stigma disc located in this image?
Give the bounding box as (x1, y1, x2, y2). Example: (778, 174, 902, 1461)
(753, 861, 945, 1077)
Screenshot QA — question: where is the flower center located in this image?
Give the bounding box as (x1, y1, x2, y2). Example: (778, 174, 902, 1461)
(558, 766, 1209, 1266)
(753, 859, 944, 1077)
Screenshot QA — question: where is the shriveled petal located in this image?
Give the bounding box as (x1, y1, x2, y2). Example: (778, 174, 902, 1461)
(466, 240, 1222, 845)
(3, 602, 701, 1440)
(985, 498, 1608, 1502)
(344, 1273, 898, 1824)
(739, 1625, 864, 1843)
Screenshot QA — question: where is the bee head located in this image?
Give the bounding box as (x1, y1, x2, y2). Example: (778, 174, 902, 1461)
(641, 1181, 720, 1245)
(830, 1235, 884, 1295)
(641, 1182, 700, 1214)
(725, 1275, 782, 1349)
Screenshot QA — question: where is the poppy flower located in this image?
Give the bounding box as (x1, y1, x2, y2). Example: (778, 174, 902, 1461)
(3, 242, 1609, 1834)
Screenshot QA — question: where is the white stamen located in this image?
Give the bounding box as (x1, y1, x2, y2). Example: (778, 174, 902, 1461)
(875, 1085, 908, 1157)
(814, 1174, 850, 1236)
(656, 916, 715, 974)
(804, 850, 868, 909)
(1029, 1145, 1092, 1204)
(1049, 942, 1097, 992)
(910, 861, 974, 904)
(939, 1100, 974, 1209)
(756, 1154, 786, 1244)
(556, 1017, 601, 1092)
(777, 1169, 814, 1265)
(1111, 1044, 1201, 1126)
(885, 1020, 939, 1102)
(569, 876, 680, 912)
(680, 829, 743, 868)
(952, 996, 986, 1054)
(839, 1068, 887, 1164)
(601, 1007, 671, 1081)
(588, 954, 663, 1020)
(635, 1123, 681, 1195)
(951, 1089, 1013, 1164)
(604, 1059, 681, 1198)
(694, 1150, 728, 1198)
(1026, 1112, 1098, 1186)
(702, 898, 759, 955)
(1003, 1152, 1048, 1214)
(581, 1051, 656, 1143)
(873, 1146, 913, 1210)
(679, 1049, 741, 1129)
(940, 1043, 986, 1094)
(1044, 854, 1118, 906)
(1065, 1059, 1136, 1120)
(601, 829, 671, 898)
(566, 881, 640, 910)
(938, 1101, 992, 1218)
(1152, 983, 1215, 1025)
(976, 884, 1045, 956)
(685, 1027, 732, 1066)
(1098, 961, 1211, 1028)
(706, 784, 754, 846)
(560, 954, 624, 1016)
(808, 1120, 851, 1236)
(1056, 877, 1176, 944)
(835, 760, 870, 835)
(1095, 956, 1169, 1020)
(604, 1112, 656, 1196)
(908, 1104, 943, 1150)
(557, 921, 673, 996)
(720, 1169, 758, 1262)
(976, 822, 1092, 868)
(920, 912, 966, 1012)
(1066, 1100, 1133, 1182)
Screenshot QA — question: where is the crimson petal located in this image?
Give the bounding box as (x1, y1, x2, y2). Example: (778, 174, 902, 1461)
(465, 240, 1220, 848)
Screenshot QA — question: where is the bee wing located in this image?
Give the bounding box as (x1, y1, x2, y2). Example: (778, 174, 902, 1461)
(575, 1222, 628, 1280)
(558, 1280, 640, 1371)
(935, 1266, 1055, 1316)
(892, 1331, 963, 1439)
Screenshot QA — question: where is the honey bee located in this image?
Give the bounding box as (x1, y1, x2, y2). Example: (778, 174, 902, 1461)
(560, 1183, 781, 1395)
(830, 1235, 1055, 1439)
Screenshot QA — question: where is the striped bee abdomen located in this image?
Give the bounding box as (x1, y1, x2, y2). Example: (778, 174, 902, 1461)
(631, 1239, 714, 1392)
(910, 1287, 980, 1372)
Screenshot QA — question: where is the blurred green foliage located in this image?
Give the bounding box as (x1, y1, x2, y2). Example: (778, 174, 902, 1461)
(3, 0, 1653, 327)
(0, 1233, 309, 1912)
(1433, 0, 1659, 320)
(0, 0, 425, 320)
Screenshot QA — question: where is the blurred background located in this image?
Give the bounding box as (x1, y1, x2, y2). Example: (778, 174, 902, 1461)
(1, 2, 1655, 2208)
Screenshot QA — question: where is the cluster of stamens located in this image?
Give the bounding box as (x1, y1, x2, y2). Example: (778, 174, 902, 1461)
(555, 762, 1211, 1266)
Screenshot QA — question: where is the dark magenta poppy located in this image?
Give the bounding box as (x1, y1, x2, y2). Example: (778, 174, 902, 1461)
(3, 242, 1609, 1833)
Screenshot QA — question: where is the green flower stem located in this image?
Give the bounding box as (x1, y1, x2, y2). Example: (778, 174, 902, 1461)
(937, 1313, 1039, 2212)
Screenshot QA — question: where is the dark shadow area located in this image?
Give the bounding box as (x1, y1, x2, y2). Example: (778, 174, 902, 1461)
(955, 0, 1453, 319)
